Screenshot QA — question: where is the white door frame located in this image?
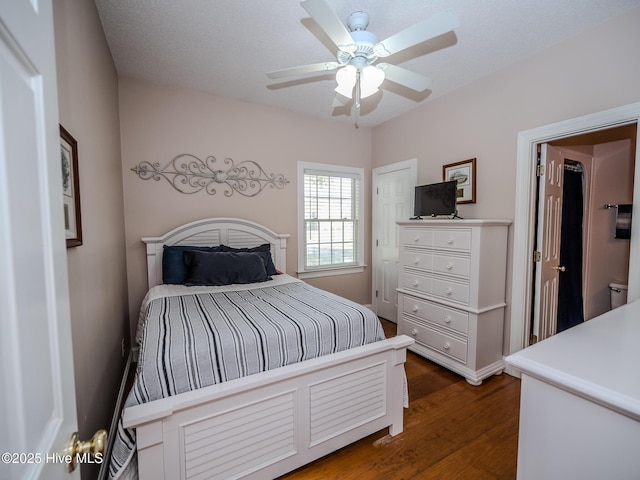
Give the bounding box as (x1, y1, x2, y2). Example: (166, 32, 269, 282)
(509, 102, 640, 360)
(372, 158, 417, 317)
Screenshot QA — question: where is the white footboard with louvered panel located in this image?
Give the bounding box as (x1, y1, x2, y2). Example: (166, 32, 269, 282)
(124, 334, 413, 480)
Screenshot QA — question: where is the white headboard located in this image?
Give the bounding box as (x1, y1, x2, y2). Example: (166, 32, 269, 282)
(142, 217, 290, 289)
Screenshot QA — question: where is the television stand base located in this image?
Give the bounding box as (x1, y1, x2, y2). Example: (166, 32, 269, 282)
(409, 212, 463, 220)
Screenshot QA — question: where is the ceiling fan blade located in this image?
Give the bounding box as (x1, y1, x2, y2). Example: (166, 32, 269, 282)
(378, 63, 432, 92)
(267, 62, 340, 79)
(332, 93, 350, 108)
(301, 0, 354, 49)
(374, 10, 459, 57)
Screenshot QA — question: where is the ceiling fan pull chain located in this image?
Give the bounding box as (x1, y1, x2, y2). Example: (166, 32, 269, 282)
(354, 70, 361, 128)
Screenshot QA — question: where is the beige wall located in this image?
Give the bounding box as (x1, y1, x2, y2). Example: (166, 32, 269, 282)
(53, 1, 129, 478)
(585, 139, 634, 318)
(119, 78, 373, 341)
(372, 7, 640, 352)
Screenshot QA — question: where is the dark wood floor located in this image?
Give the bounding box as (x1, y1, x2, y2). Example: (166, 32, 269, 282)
(279, 319, 521, 480)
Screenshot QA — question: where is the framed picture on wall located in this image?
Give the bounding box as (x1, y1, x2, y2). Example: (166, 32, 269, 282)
(60, 125, 83, 247)
(443, 158, 476, 204)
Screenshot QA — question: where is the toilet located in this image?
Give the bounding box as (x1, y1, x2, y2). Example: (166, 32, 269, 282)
(609, 282, 628, 309)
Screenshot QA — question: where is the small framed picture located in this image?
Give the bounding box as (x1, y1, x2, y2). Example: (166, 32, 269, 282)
(60, 125, 82, 247)
(443, 158, 476, 204)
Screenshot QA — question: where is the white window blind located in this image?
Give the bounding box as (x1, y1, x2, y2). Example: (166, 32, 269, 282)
(298, 163, 364, 277)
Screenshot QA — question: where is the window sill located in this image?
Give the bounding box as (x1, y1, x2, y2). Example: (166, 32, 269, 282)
(297, 265, 366, 280)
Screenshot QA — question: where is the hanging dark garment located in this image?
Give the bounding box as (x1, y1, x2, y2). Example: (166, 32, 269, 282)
(557, 167, 584, 332)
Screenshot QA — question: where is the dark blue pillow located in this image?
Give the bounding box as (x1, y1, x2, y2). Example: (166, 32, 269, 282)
(183, 251, 271, 286)
(220, 243, 278, 276)
(162, 245, 223, 284)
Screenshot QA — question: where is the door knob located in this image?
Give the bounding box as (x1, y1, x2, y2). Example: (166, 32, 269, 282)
(65, 429, 107, 472)
(552, 265, 566, 272)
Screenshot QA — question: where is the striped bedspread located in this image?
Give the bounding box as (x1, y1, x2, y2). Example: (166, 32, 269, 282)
(109, 275, 385, 479)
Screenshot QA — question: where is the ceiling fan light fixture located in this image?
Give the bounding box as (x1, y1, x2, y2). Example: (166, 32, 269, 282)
(267, 0, 460, 122)
(359, 65, 385, 98)
(335, 65, 357, 98)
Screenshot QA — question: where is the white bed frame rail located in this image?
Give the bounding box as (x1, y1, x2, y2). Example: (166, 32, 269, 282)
(130, 218, 413, 479)
(124, 335, 412, 480)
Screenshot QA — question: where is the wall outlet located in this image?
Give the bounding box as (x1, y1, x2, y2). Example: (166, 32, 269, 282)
(121, 338, 126, 358)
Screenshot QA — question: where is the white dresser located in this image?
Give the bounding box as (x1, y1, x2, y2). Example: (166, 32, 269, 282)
(396, 219, 511, 385)
(505, 299, 640, 480)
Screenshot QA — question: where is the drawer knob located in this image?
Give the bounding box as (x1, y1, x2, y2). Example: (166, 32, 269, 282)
(414, 235, 420, 242)
(413, 257, 420, 265)
(412, 305, 419, 313)
(410, 328, 418, 337)
(412, 280, 420, 287)
(446, 237, 454, 244)
(444, 315, 452, 323)
(446, 262, 454, 270)
(443, 342, 451, 350)
(445, 287, 453, 295)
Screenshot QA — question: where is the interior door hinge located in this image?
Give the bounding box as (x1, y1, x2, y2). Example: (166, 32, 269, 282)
(376, 239, 379, 247)
(375, 290, 379, 298)
(530, 334, 538, 345)
(536, 164, 545, 177)
(533, 250, 541, 262)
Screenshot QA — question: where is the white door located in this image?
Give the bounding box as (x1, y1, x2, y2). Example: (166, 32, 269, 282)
(0, 2, 80, 479)
(372, 159, 417, 322)
(532, 144, 564, 342)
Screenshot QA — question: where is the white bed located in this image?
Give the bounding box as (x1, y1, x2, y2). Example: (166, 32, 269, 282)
(116, 217, 413, 480)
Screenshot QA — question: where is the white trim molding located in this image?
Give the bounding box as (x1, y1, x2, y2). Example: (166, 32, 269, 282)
(509, 102, 640, 362)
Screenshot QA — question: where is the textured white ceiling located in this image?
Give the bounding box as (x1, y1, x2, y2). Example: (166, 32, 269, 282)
(95, 0, 640, 127)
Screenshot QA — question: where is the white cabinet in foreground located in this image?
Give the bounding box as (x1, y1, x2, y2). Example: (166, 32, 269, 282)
(506, 300, 640, 480)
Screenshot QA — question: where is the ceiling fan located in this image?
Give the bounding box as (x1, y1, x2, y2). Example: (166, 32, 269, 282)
(266, 0, 459, 125)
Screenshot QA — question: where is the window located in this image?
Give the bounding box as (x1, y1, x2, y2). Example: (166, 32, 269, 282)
(297, 162, 365, 279)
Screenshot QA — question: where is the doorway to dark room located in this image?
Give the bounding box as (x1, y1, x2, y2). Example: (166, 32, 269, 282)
(530, 124, 636, 344)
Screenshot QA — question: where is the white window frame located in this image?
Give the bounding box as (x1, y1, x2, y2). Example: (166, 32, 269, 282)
(297, 161, 365, 279)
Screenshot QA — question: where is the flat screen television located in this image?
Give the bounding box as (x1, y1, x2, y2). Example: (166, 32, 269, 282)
(413, 180, 458, 218)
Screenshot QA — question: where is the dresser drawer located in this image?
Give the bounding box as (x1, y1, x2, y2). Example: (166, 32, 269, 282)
(432, 278, 469, 304)
(400, 272, 432, 296)
(403, 229, 433, 248)
(402, 297, 468, 334)
(432, 254, 470, 278)
(403, 318, 467, 363)
(401, 251, 433, 271)
(433, 229, 471, 252)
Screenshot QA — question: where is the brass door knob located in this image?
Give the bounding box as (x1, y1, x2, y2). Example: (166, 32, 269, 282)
(65, 429, 107, 472)
(552, 265, 566, 272)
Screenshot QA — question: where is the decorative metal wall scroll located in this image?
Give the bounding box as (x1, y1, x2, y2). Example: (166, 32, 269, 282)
(131, 155, 289, 197)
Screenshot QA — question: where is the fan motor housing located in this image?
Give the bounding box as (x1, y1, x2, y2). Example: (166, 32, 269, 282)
(350, 29, 378, 47)
(347, 11, 369, 31)
(341, 12, 379, 64)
